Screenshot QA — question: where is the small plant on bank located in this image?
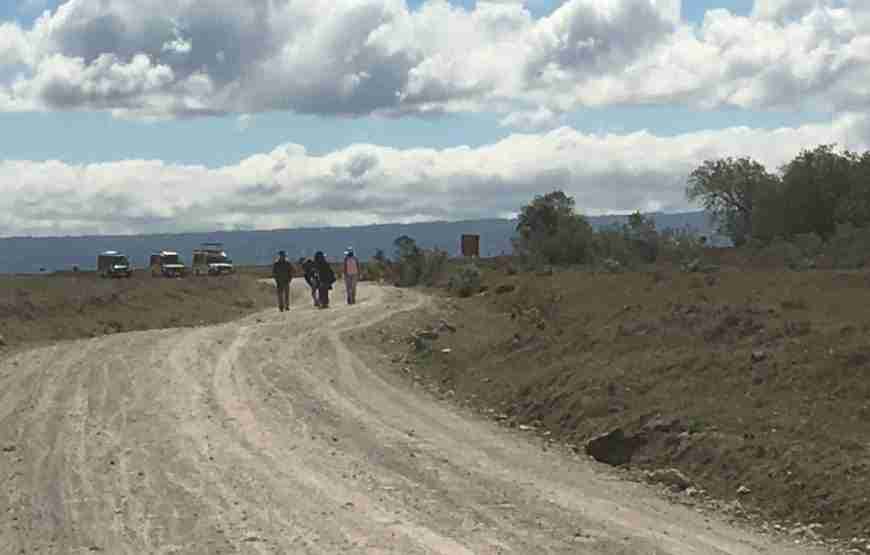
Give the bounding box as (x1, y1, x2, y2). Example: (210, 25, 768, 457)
(448, 264, 482, 298)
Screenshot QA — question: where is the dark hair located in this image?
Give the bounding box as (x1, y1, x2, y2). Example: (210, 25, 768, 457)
(314, 251, 325, 263)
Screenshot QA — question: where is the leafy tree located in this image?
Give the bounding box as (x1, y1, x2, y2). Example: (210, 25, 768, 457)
(514, 190, 594, 265)
(686, 157, 778, 246)
(837, 151, 870, 227)
(516, 190, 577, 240)
(778, 144, 859, 238)
(393, 235, 420, 262)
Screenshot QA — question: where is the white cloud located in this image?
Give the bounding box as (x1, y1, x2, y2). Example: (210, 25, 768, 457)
(752, 0, 823, 21)
(1, 114, 867, 237)
(14, 52, 176, 110)
(0, 0, 863, 120)
(499, 106, 563, 130)
(0, 22, 32, 67)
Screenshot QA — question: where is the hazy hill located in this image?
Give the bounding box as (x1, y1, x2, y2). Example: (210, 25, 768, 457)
(0, 211, 717, 274)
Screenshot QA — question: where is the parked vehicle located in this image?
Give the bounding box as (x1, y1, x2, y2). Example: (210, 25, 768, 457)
(149, 251, 187, 277)
(192, 243, 234, 276)
(97, 251, 132, 278)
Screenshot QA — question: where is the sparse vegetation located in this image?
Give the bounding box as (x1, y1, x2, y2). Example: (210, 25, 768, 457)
(513, 190, 596, 267)
(447, 264, 482, 297)
(391, 235, 449, 287)
(0, 270, 273, 351)
(368, 262, 870, 545)
(512, 192, 705, 270)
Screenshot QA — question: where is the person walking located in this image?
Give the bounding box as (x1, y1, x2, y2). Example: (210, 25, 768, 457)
(313, 251, 335, 309)
(301, 257, 320, 307)
(343, 247, 360, 305)
(272, 251, 294, 312)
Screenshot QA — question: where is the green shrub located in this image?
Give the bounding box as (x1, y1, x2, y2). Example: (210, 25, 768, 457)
(791, 233, 824, 257)
(824, 224, 870, 269)
(659, 228, 704, 264)
(391, 234, 449, 287)
(448, 264, 482, 297)
(420, 248, 449, 286)
(361, 260, 385, 282)
(514, 216, 596, 267)
(750, 237, 804, 268)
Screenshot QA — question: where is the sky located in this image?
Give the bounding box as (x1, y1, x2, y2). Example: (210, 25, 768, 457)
(0, 0, 867, 237)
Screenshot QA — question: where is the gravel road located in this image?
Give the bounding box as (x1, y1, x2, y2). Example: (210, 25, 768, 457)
(0, 282, 824, 554)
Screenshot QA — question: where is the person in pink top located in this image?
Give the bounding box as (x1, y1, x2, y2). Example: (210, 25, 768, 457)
(343, 247, 360, 305)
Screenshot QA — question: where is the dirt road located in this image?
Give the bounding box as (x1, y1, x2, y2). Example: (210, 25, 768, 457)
(0, 282, 824, 554)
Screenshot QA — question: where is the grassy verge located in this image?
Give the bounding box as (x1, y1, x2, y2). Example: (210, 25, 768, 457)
(0, 266, 275, 352)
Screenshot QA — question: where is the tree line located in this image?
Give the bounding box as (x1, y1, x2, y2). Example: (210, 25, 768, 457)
(511, 143, 870, 268)
(687, 144, 870, 246)
(512, 190, 700, 268)
(383, 144, 870, 285)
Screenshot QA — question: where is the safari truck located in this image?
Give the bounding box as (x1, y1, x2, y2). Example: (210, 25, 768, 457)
(149, 250, 186, 278)
(191, 243, 234, 276)
(97, 251, 133, 278)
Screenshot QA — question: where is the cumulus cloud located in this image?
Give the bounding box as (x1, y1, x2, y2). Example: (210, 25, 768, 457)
(499, 106, 563, 130)
(0, 0, 865, 120)
(1, 114, 867, 237)
(0, 22, 31, 67)
(752, 0, 824, 21)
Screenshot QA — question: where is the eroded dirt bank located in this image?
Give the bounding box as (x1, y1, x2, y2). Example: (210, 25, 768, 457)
(0, 282, 823, 554)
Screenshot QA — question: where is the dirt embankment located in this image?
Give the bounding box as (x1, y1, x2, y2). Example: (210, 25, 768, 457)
(360, 264, 870, 550)
(0, 268, 275, 353)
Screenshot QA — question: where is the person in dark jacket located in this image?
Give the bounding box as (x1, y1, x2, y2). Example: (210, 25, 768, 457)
(300, 257, 319, 307)
(313, 251, 335, 308)
(272, 251, 294, 312)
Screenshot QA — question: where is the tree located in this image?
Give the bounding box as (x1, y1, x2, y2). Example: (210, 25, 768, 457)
(514, 190, 595, 265)
(686, 157, 778, 246)
(777, 144, 858, 238)
(516, 190, 577, 240)
(393, 235, 420, 262)
(837, 151, 870, 227)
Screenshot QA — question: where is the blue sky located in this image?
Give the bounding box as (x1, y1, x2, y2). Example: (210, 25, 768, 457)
(0, 0, 865, 236)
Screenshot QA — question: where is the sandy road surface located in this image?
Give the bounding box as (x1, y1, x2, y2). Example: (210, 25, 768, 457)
(0, 282, 824, 554)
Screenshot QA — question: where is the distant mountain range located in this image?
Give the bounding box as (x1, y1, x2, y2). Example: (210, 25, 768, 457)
(0, 211, 719, 274)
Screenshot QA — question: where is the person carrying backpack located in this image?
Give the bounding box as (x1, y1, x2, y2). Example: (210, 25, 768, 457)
(343, 247, 360, 305)
(313, 251, 336, 308)
(301, 257, 319, 307)
(272, 251, 294, 312)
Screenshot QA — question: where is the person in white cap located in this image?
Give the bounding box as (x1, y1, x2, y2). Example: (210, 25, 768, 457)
(343, 247, 360, 305)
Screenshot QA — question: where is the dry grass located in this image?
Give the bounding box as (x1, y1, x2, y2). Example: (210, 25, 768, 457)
(0, 268, 274, 351)
(361, 261, 870, 543)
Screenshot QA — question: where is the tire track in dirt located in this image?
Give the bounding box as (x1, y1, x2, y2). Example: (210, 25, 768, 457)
(0, 281, 827, 554)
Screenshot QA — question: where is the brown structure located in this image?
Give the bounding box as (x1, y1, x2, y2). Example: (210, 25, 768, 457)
(461, 234, 480, 257)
